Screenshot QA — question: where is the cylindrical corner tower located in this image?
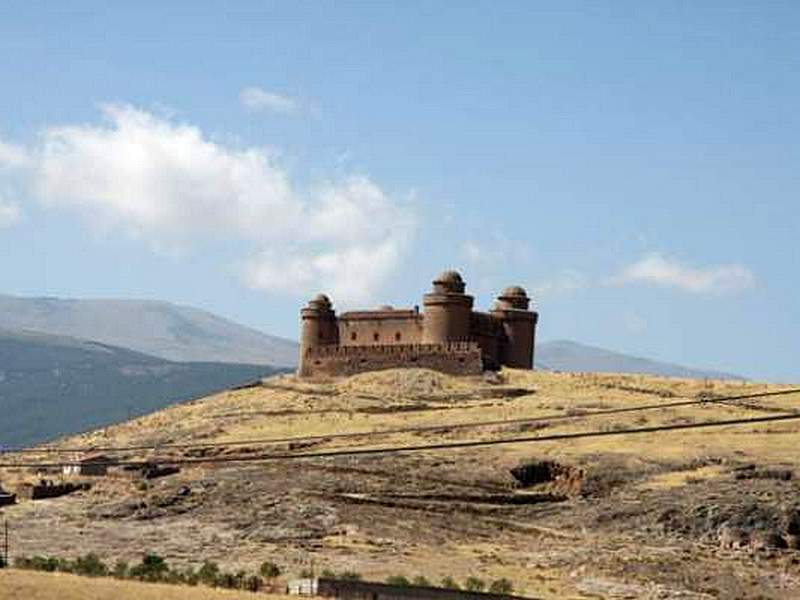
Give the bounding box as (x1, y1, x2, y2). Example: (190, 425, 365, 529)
(422, 270, 474, 344)
(299, 294, 339, 373)
(491, 286, 538, 369)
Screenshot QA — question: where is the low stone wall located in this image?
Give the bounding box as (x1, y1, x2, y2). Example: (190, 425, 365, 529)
(300, 342, 483, 378)
(311, 578, 532, 600)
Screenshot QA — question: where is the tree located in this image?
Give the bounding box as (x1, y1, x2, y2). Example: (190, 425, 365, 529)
(386, 575, 411, 586)
(259, 560, 281, 579)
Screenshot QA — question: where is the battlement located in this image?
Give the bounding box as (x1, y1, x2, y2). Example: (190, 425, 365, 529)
(300, 341, 483, 378)
(305, 341, 479, 358)
(298, 270, 538, 378)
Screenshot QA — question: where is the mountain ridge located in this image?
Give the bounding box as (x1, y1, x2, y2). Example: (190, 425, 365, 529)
(0, 294, 298, 367)
(0, 326, 282, 447)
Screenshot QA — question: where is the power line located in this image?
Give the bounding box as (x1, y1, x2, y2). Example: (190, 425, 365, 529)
(2, 411, 799, 469)
(4, 387, 798, 457)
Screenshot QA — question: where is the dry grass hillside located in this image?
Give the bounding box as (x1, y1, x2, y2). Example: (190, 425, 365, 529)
(3, 368, 800, 599)
(0, 569, 301, 600)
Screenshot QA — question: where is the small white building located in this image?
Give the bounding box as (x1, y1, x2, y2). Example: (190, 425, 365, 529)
(287, 578, 319, 596)
(63, 453, 112, 477)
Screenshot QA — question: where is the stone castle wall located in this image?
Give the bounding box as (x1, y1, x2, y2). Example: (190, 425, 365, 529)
(297, 270, 537, 378)
(299, 342, 483, 378)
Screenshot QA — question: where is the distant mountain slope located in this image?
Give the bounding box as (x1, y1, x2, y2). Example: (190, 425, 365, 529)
(0, 294, 299, 367)
(537, 340, 744, 380)
(0, 327, 282, 447)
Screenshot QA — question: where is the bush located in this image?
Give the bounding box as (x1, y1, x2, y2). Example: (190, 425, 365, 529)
(489, 578, 514, 594)
(412, 575, 431, 586)
(259, 560, 281, 579)
(464, 576, 485, 592)
(386, 575, 411, 586)
(112, 560, 128, 579)
(299, 568, 315, 578)
(337, 570, 363, 581)
(216, 570, 245, 589)
(23, 556, 61, 572)
(197, 561, 220, 586)
(244, 574, 264, 592)
(129, 553, 169, 582)
(320, 568, 336, 578)
(182, 567, 199, 586)
(441, 576, 460, 590)
(73, 553, 108, 577)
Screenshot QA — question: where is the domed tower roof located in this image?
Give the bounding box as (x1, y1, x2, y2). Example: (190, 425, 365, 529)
(432, 270, 466, 294)
(501, 285, 528, 298)
(307, 293, 332, 310)
(495, 285, 531, 310)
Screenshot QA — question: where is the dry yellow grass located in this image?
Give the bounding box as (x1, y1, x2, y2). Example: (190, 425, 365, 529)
(0, 569, 304, 600)
(4, 368, 800, 599)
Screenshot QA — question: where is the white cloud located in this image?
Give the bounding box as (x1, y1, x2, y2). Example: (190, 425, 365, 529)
(240, 87, 300, 115)
(531, 269, 587, 298)
(0, 139, 28, 169)
(26, 103, 413, 305)
(613, 253, 755, 294)
(0, 195, 21, 228)
(242, 177, 414, 306)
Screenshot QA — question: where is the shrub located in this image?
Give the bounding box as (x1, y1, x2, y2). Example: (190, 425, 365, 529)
(412, 575, 431, 586)
(299, 568, 315, 578)
(73, 553, 108, 577)
(112, 560, 128, 579)
(129, 553, 169, 582)
(337, 570, 363, 581)
(216, 571, 245, 589)
(244, 574, 264, 592)
(26, 556, 61, 572)
(464, 576, 485, 592)
(197, 561, 220, 586)
(440, 576, 460, 590)
(489, 578, 514, 594)
(386, 575, 411, 586)
(259, 560, 281, 579)
(320, 569, 336, 578)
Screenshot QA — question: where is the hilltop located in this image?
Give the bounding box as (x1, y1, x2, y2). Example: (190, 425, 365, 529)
(3, 368, 799, 598)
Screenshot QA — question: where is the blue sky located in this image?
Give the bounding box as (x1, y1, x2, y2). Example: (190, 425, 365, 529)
(0, 2, 797, 381)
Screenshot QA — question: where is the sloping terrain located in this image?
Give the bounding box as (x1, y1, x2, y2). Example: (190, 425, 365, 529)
(3, 369, 799, 598)
(0, 294, 298, 366)
(0, 328, 282, 447)
(537, 340, 743, 380)
(0, 570, 299, 600)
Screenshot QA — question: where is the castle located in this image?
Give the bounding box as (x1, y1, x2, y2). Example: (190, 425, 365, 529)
(298, 270, 538, 378)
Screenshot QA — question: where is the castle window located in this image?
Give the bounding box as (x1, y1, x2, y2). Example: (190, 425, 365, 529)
(373, 332, 380, 342)
(350, 332, 357, 341)
(395, 332, 402, 341)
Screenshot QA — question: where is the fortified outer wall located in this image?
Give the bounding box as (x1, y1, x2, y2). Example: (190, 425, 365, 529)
(297, 270, 538, 378)
(299, 342, 483, 378)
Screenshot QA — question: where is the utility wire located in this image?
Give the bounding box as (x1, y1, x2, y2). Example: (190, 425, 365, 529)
(3, 387, 799, 456)
(2, 411, 799, 469)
